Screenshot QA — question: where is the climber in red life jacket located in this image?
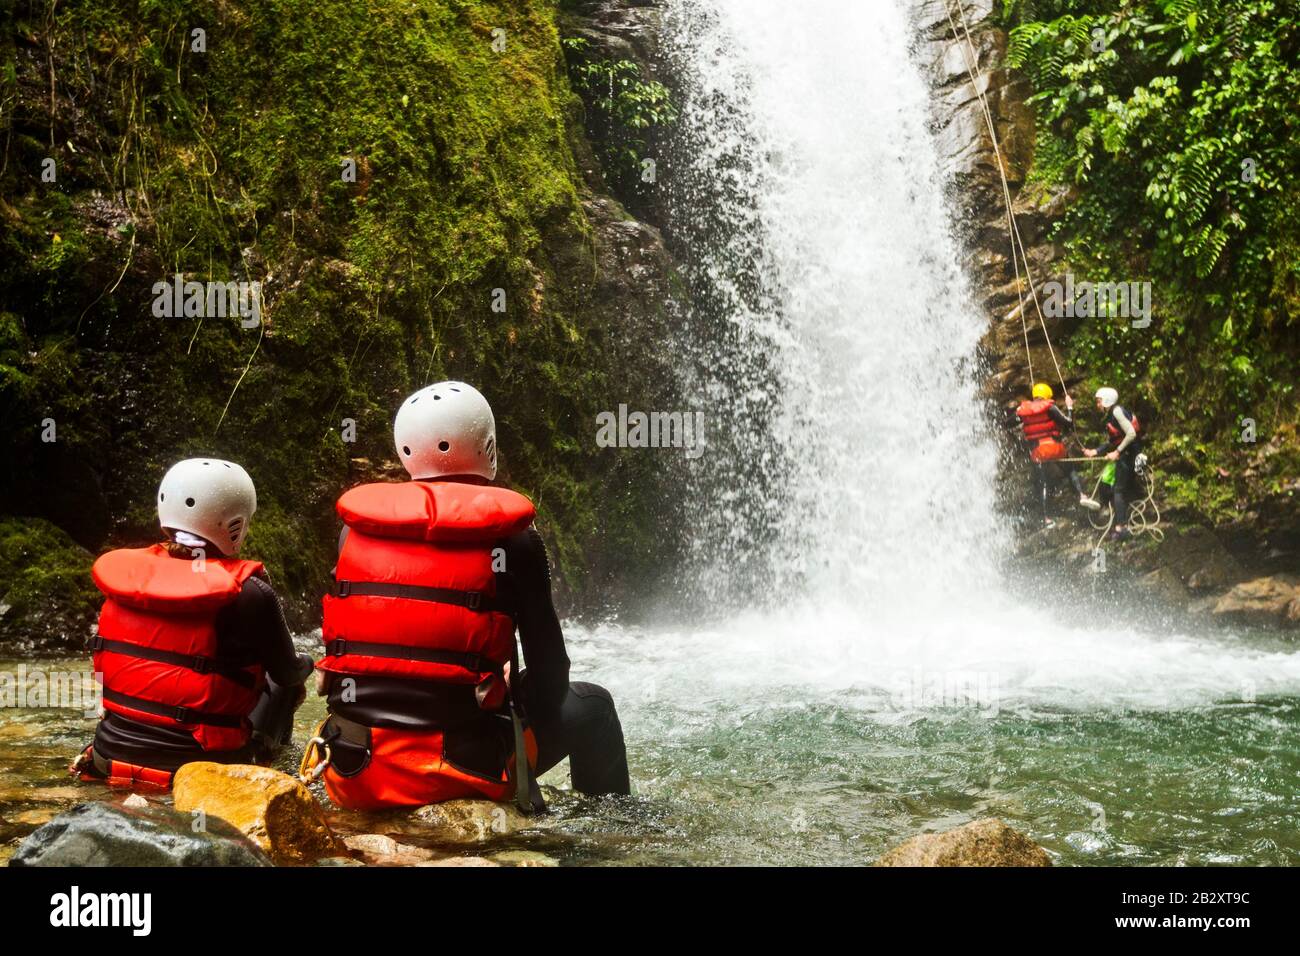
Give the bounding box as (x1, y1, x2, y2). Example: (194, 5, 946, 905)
(1013, 382, 1099, 527)
(1083, 386, 1144, 542)
(73, 459, 314, 790)
(311, 381, 630, 811)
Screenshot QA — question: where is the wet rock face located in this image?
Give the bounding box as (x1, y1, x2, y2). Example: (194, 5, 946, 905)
(9, 800, 271, 867)
(562, 0, 664, 75)
(874, 817, 1052, 867)
(914, 0, 1060, 409)
(560, 0, 670, 226)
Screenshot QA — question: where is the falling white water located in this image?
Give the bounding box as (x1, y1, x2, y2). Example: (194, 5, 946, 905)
(568, 0, 1300, 716)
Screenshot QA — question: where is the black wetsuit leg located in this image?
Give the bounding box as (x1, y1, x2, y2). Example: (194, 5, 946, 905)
(531, 682, 630, 796)
(1033, 463, 1050, 522)
(1113, 450, 1138, 525)
(1065, 464, 1086, 496)
(248, 674, 302, 749)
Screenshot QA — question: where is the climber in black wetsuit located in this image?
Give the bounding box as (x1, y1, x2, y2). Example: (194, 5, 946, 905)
(326, 509, 631, 797)
(78, 458, 313, 784)
(1082, 386, 1144, 542)
(313, 381, 630, 808)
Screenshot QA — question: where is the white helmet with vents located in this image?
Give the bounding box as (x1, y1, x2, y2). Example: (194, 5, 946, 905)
(1095, 386, 1119, 409)
(157, 458, 257, 556)
(393, 381, 498, 481)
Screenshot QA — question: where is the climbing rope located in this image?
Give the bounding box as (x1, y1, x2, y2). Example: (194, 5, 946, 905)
(946, 1, 1165, 548)
(943, 0, 1070, 403)
(1085, 457, 1164, 553)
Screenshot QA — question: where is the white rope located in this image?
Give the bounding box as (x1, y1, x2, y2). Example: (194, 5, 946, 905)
(943, 0, 1070, 402)
(1088, 462, 1164, 554)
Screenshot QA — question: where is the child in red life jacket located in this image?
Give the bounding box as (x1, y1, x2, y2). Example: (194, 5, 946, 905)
(1013, 382, 1100, 527)
(73, 459, 313, 790)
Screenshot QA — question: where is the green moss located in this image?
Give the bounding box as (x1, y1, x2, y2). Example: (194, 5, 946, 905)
(1, 0, 664, 626)
(0, 517, 99, 650)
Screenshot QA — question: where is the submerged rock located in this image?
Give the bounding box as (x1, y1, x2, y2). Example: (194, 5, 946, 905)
(172, 762, 346, 865)
(413, 799, 533, 842)
(415, 856, 500, 867)
(9, 800, 271, 866)
(874, 818, 1052, 867)
(342, 833, 436, 866)
(491, 849, 559, 868)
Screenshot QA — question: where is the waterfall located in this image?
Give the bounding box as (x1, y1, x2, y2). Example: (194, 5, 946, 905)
(665, 0, 1006, 611)
(565, 0, 1300, 716)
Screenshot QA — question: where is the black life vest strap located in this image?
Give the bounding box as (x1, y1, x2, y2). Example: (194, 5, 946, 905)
(323, 639, 504, 675)
(89, 635, 258, 689)
(101, 687, 246, 728)
(331, 579, 508, 614)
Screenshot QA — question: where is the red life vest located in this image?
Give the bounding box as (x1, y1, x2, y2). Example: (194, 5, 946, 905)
(1015, 398, 1066, 462)
(91, 545, 266, 752)
(317, 480, 537, 809)
(320, 481, 536, 682)
(1105, 408, 1141, 445)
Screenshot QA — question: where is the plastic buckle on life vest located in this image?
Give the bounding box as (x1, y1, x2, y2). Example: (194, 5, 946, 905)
(328, 639, 347, 657)
(466, 591, 482, 610)
(173, 705, 193, 724)
(191, 655, 212, 675)
(335, 580, 352, 598)
(88, 634, 104, 652)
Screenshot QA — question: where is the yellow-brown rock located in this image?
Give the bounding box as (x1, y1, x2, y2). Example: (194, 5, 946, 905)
(874, 818, 1052, 867)
(173, 762, 346, 865)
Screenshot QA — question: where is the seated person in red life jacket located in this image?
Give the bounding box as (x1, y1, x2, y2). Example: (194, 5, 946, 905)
(1013, 382, 1099, 527)
(73, 459, 314, 790)
(1082, 386, 1144, 542)
(311, 381, 630, 811)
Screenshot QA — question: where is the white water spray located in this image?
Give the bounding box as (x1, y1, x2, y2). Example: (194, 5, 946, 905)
(571, 0, 1300, 716)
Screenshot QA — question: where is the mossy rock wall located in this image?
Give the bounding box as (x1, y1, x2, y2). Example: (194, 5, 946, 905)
(0, 0, 682, 646)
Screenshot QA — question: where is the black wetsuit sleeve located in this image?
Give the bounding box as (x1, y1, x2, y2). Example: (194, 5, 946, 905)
(1048, 405, 1072, 429)
(215, 575, 312, 686)
(502, 526, 570, 721)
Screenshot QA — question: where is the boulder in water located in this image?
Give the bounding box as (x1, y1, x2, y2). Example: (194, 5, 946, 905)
(416, 856, 500, 867)
(413, 799, 532, 842)
(874, 818, 1052, 867)
(172, 762, 346, 865)
(9, 800, 271, 866)
(342, 833, 437, 866)
(1211, 575, 1300, 628)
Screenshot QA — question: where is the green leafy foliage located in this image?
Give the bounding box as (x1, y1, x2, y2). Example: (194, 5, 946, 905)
(561, 37, 677, 208)
(1002, 0, 1300, 519)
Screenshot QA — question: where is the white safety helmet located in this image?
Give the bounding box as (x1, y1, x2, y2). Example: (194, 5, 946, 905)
(157, 458, 257, 556)
(1095, 387, 1119, 409)
(393, 381, 498, 481)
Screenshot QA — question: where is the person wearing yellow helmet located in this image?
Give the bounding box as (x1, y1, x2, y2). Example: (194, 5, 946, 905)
(1012, 382, 1100, 527)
